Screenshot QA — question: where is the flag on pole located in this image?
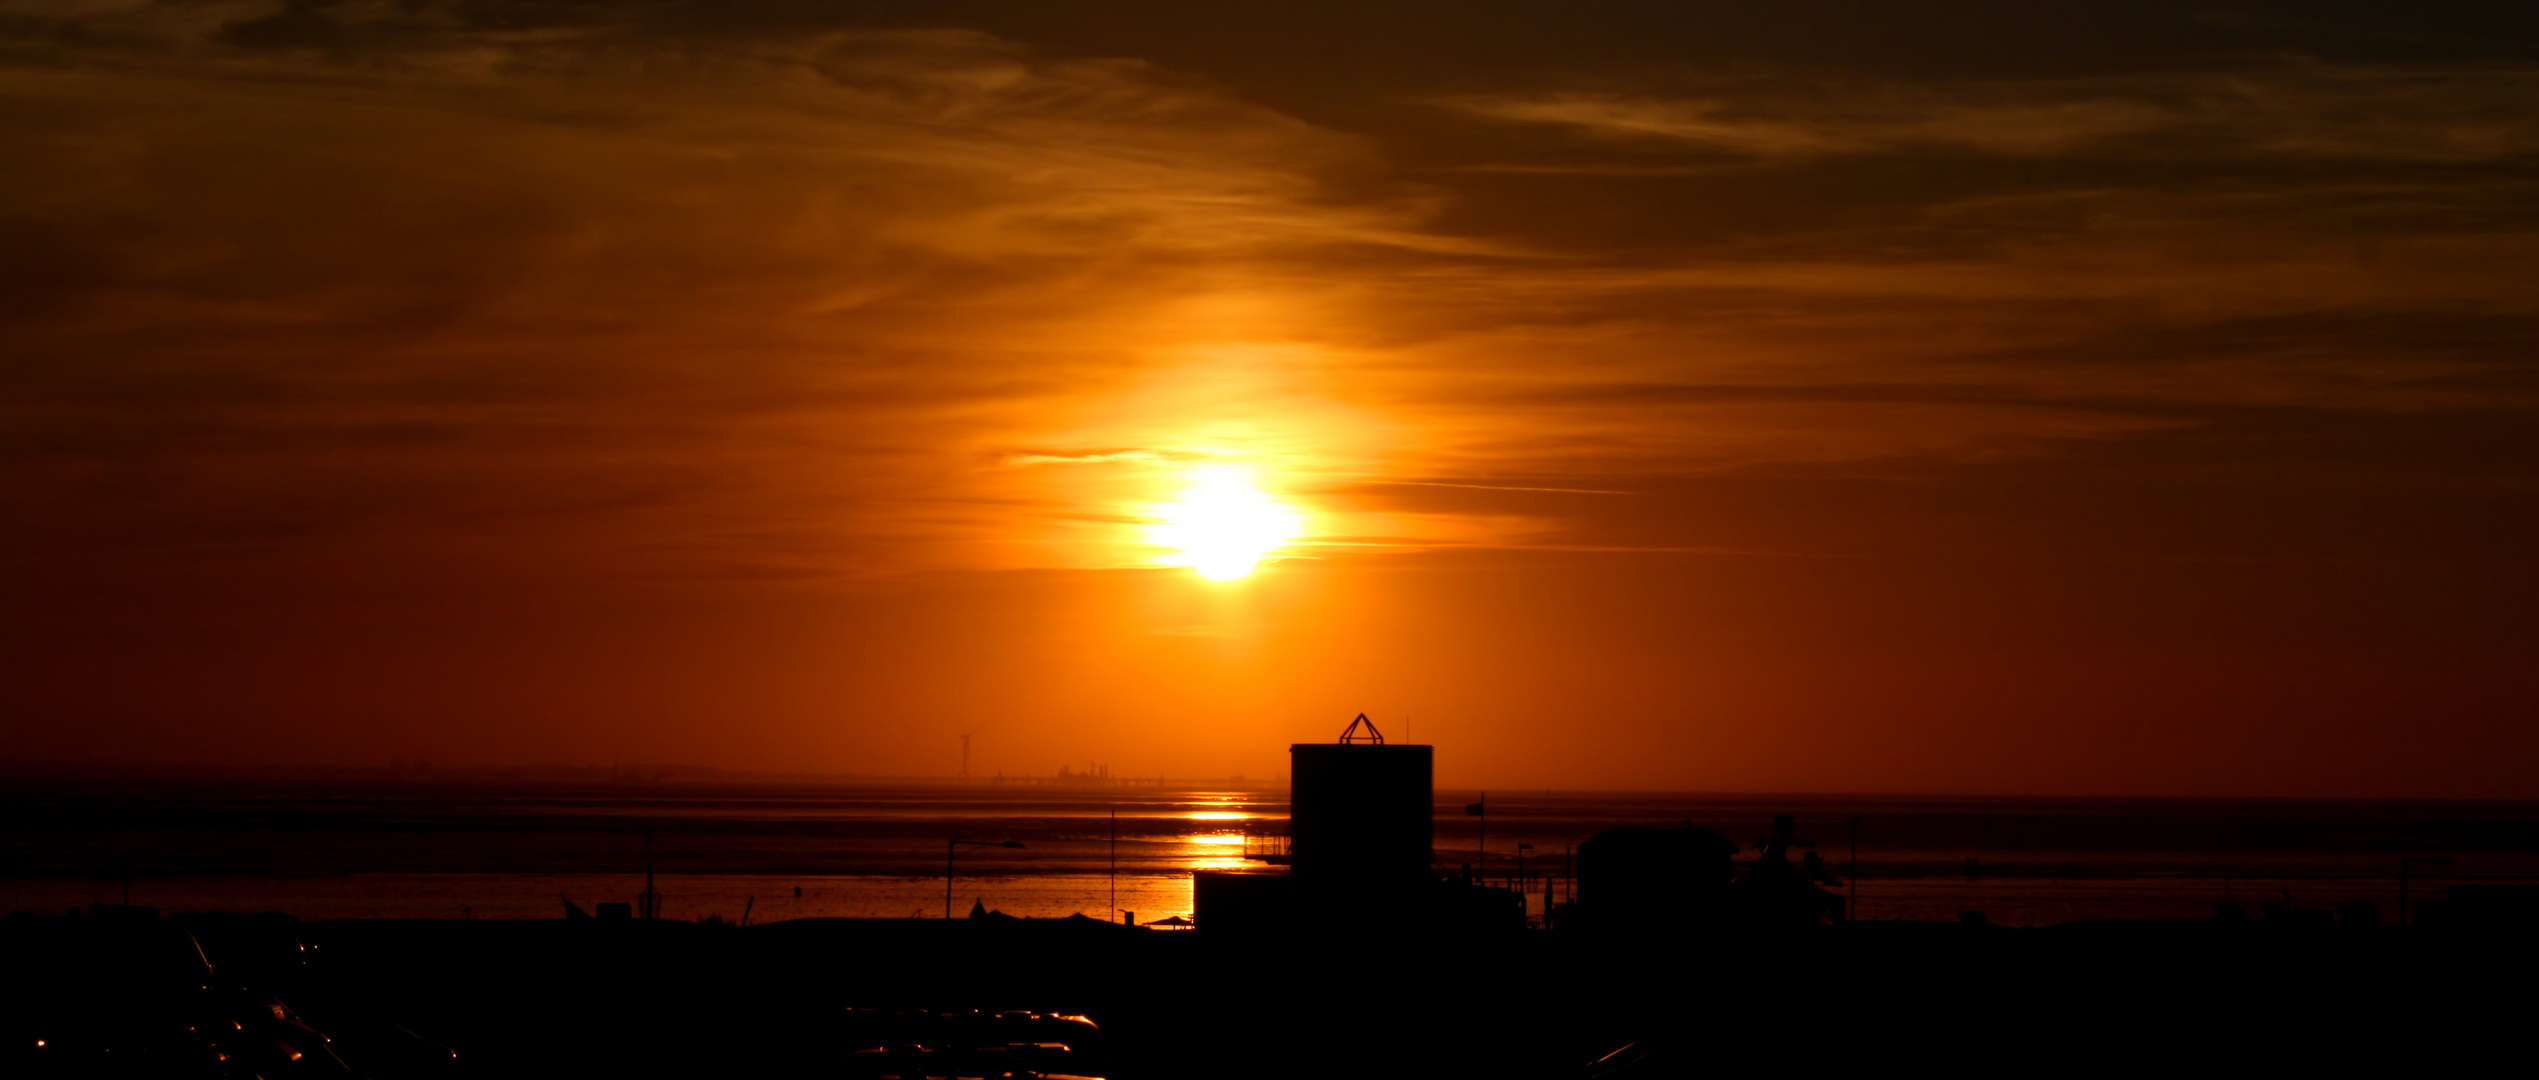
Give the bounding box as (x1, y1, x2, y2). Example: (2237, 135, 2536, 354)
(1465, 801, 1484, 815)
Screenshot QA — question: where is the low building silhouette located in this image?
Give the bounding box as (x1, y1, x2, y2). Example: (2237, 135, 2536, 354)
(1560, 824, 1739, 930)
(1731, 815, 1846, 928)
(2422, 884, 2539, 931)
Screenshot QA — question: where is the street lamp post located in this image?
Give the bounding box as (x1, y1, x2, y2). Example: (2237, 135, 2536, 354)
(947, 838, 1025, 919)
(1516, 842, 1534, 921)
(2398, 856, 2456, 929)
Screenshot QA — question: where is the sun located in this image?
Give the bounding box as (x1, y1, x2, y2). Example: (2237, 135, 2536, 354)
(1149, 467, 1303, 580)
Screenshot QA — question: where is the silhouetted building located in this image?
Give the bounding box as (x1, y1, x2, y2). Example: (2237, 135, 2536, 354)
(2426, 884, 2539, 930)
(1567, 825, 1739, 929)
(1561, 815, 1844, 932)
(1732, 814, 1845, 927)
(1192, 871, 1293, 934)
(1288, 732, 1432, 892)
(1196, 715, 1521, 934)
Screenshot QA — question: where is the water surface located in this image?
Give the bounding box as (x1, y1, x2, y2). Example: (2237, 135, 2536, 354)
(6, 776, 2533, 926)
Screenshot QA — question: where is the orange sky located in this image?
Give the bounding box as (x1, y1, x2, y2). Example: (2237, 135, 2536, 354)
(4, 2, 2537, 795)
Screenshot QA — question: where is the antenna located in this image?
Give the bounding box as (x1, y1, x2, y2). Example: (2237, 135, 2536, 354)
(1337, 713, 1385, 744)
(958, 732, 972, 778)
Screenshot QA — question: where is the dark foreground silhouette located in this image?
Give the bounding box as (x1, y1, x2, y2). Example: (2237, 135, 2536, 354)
(5, 902, 2533, 1079)
(11, 723, 2532, 1077)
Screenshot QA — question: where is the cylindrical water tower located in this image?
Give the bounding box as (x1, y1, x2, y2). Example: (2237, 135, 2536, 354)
(1288, 715, 1432, 891)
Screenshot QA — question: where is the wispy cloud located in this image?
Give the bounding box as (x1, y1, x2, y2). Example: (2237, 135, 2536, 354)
(1441, 65, 2539, 164)
(0, 5, 1453, 576)
(1447, 90, 2173, 159)
(5, 3, 2538, 583)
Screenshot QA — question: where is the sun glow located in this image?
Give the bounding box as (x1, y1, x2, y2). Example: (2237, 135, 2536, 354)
(1148, 467, 1303, 580)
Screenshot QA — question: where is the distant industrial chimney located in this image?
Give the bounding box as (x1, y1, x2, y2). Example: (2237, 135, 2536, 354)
(1287, 715, 1432, 889)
